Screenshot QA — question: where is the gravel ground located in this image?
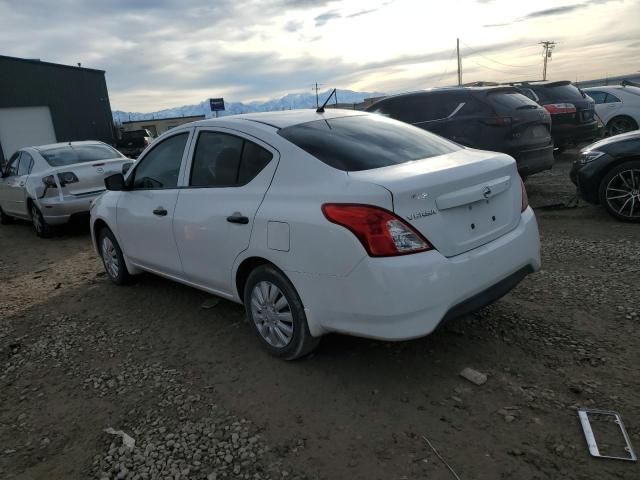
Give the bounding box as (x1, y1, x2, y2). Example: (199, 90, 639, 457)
(1, 155, 639, 479)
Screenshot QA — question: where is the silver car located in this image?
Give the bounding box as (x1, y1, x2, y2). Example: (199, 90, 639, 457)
(0, 141, 133, 237)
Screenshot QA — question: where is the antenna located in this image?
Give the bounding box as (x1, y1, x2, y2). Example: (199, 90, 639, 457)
(316, 88, 337, 113)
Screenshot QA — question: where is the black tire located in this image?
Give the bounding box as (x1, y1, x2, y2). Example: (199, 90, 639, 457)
(243, 264, 320, 360)
(598, 160, 640, 223)
(30, 202, 52, 238)
(606, 116, 639, 137)
(97, 227, 131, 285)
(0, 206, 13, 225)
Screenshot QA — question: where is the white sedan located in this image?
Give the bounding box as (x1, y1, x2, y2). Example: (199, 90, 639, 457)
(90, 110, 540, 359)
(0, 141, 132, 237)
(584, 85, 640, 136)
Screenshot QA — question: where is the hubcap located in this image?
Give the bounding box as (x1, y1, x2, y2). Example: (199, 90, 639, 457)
(250, 281, 294, 348)
(605, 168, 640, 219)
(31, 205, 42, 233)
(101, 236, 120, 278)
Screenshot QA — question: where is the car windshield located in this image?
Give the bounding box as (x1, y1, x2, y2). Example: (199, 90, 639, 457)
(40, 144, 122, 167)
(278, 114, 460, 172)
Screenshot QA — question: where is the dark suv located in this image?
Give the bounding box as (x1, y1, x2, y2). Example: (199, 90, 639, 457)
(365, 87, 554, 176)
(512, 81, 600, 148)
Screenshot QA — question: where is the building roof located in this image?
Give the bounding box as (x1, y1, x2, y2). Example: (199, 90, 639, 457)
(122, 114, 206, 124)
(0, 54, 105, 74)
(191, 108, 366, 129)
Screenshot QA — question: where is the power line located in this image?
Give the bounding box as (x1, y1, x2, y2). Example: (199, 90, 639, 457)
(461, 41, 538, 69)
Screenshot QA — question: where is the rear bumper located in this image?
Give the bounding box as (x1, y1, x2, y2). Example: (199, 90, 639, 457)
(552, 121, 600, 146)
(38, 191, 105, 225)
(289, 208, 540, 340)
(511, 144, 555, 176)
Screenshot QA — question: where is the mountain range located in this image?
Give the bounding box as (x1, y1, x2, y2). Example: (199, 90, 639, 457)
(112, 89, 385, 123)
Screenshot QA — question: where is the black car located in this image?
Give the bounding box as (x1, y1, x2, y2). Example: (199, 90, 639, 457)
(365, 87, 554, 177)
(570, 131, 640, 222)
(513, 81, 600, 148)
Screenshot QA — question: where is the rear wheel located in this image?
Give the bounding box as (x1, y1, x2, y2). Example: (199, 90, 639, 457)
(244, 265, 319, 360)
(606, 116, 639, 137)
(30, 203, 52, 238)
(98, 228, 130, 285)
(0, 206, 13, 225)
(598, 161, 640, 222)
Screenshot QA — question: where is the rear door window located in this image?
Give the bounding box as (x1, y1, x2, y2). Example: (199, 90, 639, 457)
(17, 152, 33, 176)
(278, 114, 459, 172)
(588, 91, 607, 104)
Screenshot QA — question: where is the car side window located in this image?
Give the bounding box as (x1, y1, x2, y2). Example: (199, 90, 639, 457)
(17, 152, 33, 176)
(131, 133, 188, 190)
(190, 131, 273, 187)
(520, 88, 539, 102)
(605, 93, 621, 103)
(588, 91, 607, 104)
(5, 153, 20, 177)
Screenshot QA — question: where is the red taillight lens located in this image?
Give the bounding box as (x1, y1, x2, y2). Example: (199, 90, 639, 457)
(483, 116, 513, 127)
(543, 103, 576, 114)
(520, 177, 529, 212)
(322, 204, 432, 257)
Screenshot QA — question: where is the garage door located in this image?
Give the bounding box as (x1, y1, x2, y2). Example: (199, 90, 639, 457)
(0, 106, 57, 162)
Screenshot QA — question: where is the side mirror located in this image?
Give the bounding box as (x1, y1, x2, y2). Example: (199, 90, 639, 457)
(105, 173, 126, 191)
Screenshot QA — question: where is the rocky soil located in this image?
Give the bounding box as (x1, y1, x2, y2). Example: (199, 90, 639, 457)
(1, 156, 638, 479)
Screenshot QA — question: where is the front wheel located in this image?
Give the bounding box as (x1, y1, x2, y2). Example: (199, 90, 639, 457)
(30, 203, 52, 238)
(244, 265, 319, 360)
(598, 161, 640, 222)
(98, 228, 131, 285)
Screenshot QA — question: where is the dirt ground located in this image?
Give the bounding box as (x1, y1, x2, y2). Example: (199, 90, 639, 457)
(1, 155, 639, 480)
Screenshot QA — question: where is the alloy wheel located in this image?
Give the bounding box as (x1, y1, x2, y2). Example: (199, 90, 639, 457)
(31, 205, 42, 234)
(605, 168, 640, 219)
(250, 281, 294, 348)
(101, 236, 120, 279)
(608, 118, 637, 136)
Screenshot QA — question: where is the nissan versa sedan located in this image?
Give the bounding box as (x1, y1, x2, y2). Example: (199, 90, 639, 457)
(90, 110, 541, 359)
(0, 141, 133, 237)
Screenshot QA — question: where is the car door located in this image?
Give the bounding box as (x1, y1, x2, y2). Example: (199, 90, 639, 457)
(9, 151, 34, 217)
(0, 152, 22, 215)
(116, 130, 192, 275)
(173, 128, 279, 294)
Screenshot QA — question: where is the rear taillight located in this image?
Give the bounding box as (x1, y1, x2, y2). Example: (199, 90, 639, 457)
(543, 103, 576, 114)
(520, 177, 529, 212)
(483, 116, 513, 127)
(42, 175, 57, 188)
(57, 172, 79, 186)
(322, 204, 433, 257)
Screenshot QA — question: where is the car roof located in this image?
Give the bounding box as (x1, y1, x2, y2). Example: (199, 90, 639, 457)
(369, 85, 520, 102)
(34, 140, 109, 152)
(190, 109, 366, 130)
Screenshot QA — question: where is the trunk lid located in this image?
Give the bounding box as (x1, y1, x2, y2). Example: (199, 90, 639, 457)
(55, 157, 131, 196)
(348, 149, 522, 257)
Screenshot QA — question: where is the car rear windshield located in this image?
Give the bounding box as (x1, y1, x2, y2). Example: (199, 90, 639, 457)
(539, 84, 584, 101)
(277, 115, 459, 171)
(123, 130, 149, 138)
(487, 90, 539, 113)
(40, 144, 122, 167)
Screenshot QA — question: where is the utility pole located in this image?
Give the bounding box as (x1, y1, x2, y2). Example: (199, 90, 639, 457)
(456, 38, 462, 86)
(540, 41, 556, 81)
(313, 82, 323, 109)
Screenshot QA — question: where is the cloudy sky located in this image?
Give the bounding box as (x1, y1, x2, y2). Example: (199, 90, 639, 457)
(1, 0, 638, 111)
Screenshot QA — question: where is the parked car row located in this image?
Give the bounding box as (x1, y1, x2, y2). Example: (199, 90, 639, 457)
(365, 80, 607, 177)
